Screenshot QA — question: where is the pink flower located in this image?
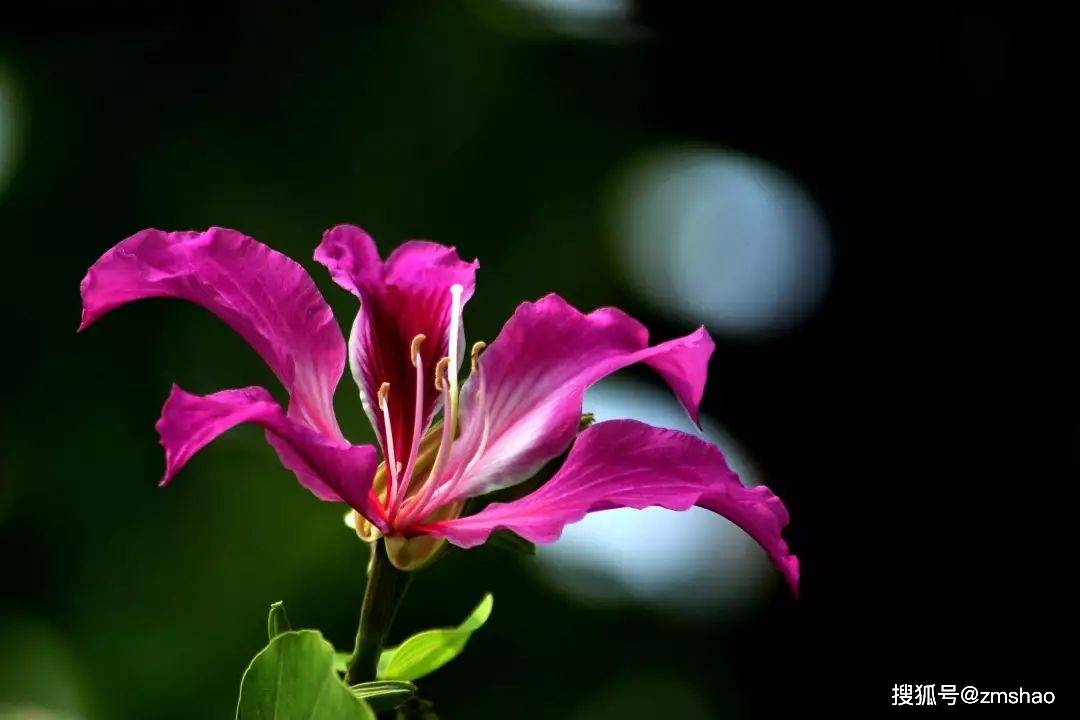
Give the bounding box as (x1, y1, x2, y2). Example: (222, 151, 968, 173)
(80, 226, 798, 594)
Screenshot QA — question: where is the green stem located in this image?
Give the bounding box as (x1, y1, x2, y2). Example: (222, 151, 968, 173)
(346, 539, 411, 685)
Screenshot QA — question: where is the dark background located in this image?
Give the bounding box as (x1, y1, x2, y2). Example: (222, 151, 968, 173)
(2, 2, 1076, 717)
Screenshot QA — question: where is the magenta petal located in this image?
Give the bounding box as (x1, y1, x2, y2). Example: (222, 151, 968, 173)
(80, 227, 346, 439)
(424, 419, 799, 595)
(435, 294, 714, 502)
(315, 225, 479, 464)
(312, 225, 382, 297)
(156, 385, 382, 524)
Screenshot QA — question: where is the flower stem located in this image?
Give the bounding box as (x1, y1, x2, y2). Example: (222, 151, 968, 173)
(346, 538, 411, 685)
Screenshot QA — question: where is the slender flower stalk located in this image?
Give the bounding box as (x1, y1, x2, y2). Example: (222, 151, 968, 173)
(346, 539, 410, 685)
(79, 225, 799, 600)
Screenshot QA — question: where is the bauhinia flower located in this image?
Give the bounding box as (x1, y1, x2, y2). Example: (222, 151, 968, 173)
(79, 226, 799, 595)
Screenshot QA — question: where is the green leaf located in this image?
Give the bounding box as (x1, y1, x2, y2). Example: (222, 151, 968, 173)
(267, 600, 291, 640)
(350, 680, 417, 712)
(236, 630, 376, 720)
(377, 594, 494, 682)
(333, 651, 350, 674)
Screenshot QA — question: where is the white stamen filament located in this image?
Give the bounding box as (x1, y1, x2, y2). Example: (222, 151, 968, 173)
(390, 334, 426, 524)
(378, 382, 401, 511)
(430, 350, 487, 504)
(400, 360, 453, 524)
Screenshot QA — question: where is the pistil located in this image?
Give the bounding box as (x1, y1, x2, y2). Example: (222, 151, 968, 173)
(447, 284, 464, 426)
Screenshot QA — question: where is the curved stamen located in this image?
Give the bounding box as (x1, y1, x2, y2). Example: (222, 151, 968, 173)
(378, 381, 401, 513)
(430, 342, 489, 504)
(390, 334, 427, 524)
(433, 356, 450, 392)
(410, 334, 427, 367)
(470, 340, 486, 374)
(400, 357, 453, 524)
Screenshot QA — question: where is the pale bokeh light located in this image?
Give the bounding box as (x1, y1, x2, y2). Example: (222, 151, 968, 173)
(536, 378, 777, 615)
(611, 147, 832, 338)
(508, 0, 628, 22)
(486, 0, 638, 39)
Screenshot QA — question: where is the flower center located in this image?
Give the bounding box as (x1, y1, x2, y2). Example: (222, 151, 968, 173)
(381, 284, 468, 529)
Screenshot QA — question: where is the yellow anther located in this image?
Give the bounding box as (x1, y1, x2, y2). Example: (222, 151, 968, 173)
(434, 357, 450, 392)
(377, 381, 391, 409)
(470, 341, 487, 374)
(410, 334, 426, 367)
